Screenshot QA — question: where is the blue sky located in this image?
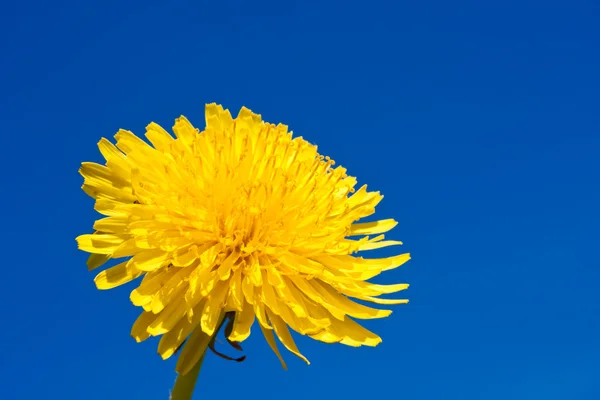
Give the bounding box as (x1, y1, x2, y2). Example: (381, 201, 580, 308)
(1, 1, 599, 399)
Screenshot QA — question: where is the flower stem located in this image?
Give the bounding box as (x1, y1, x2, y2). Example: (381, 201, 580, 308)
(169, 313, 230, 400)
(170, 352, 206, 400)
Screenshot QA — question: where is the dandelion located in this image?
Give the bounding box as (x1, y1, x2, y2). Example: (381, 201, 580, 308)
(77, 104, 410, 397)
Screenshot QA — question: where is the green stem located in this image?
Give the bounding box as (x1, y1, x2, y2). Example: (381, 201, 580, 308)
(169, 313, 230, 400)
(170, 352, 206, 400)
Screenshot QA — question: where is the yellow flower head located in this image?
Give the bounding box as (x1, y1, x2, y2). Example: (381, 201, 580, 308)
(76, 104, 410, 375)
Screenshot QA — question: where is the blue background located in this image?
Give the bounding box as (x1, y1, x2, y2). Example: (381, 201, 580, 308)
(1, 1, 599, 399)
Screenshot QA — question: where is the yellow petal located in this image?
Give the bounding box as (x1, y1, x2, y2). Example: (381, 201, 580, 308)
(128, 249, 170, 272)
(267, 311, 310, 365)
(131, 311, 158, 342)
(80, 161, 134, 202)
(205, 103, 233, 132)
(172, 116, 198, 146)
(260, 270, 280, 315)
(333, 317, 382, 347)
(172, 245, 197, 268)
(241, 275, 255, 305)
(273, 278, 308, 318)
(253, 298, 272, 329)
(378, 253, 411, 272)
(175, 318, 222, 375)
(112, 238, 142, 258)
(86, 253, 111, 271)
(279, 252, 324, 275)
(334, 280, 410, 297)
(349, 219, 398, 236)
(310, 317, 382, 347)
(184, 270, 213, 314)
(157, 318, 193, 360)
(130, 268, 178, 307)
(200, 281, 229, 336)
(94, 261, 144, 290)
(80, 161, 129, 187)
(228, 301, 255, 342)
(316, 253, 410, 283)
(274, 300, 325, 335)
(76, 233, 127, 254)
(145, 122, 174, 151)
(93, 198, 129, 217)
(150, 268, 193, 313)
(93, 216, 129, 234)
(225, 267, 244, 312)
(289, 276, 345, 320)
(151, 283, 185, 314)
(321, 253, 410, 274)
(360, 296, 409, 305)
(310, 280, 392, 319)
(114, 129, 152, 154)
(157, 300, 205, 360)
(82, 182, 136, 202)
(266, 268, 285, 288)
(217, 248, 240, 280)
(237, 106, 262, 124)
(97, 137, 127, 167)
(358, 240, 403, 252)
(310, 330, 342, 344)
(259, 323, 287, 370)
(147, 297, 188, 336)
(274, 279, 330, 331)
